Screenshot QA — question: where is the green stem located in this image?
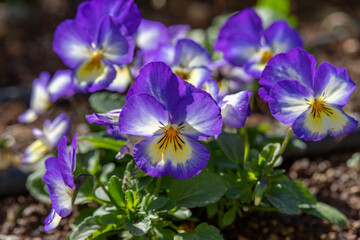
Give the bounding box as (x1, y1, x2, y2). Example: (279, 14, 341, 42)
(154, 177, 162, 195)
(76, 173, 113, 204)
(243, 124, 250, 165)
(270, 127, 292, 169)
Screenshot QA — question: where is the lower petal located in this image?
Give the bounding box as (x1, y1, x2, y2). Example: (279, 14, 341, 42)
(74, 59, 116, 93)
(106, 65, 132, 93)
(133, 135, 209, 179)
(292, 104, 358, 141)
(44, 207, 62, 231)
(23, 140, 49, 163)
(43, 169, 73, 217)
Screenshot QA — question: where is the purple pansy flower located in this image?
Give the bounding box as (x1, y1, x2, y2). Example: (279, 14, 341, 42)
(23, 113, 71, 163)
(43, 134, 77, 231)
(260, 48, 358, 141)
(53, 14, 135, 92)
(18, 70, 74, 123)
(86, 109, 124, 139)
(118, 62, 222, 179)
(214, 8, 303, 78)
(201, 79, 252, 129)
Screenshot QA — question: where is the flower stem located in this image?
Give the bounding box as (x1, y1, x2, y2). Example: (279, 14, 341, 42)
(270, 127, 292, 169)
(243, 205, 277, 212)
(243, 124, 250, 165)
(75, 173, 113, 204)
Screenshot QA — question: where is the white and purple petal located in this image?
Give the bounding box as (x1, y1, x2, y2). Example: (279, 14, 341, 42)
(133, 135, 209, 179)
(173, 39, 211, 69)
(201, 79, 219, 102)
(43, 113, 71, 148)
(22, 139, 49, 163)
(57, 136, 75, 189)
(53, 20, 92, 68)
(218, 90, 252, 129)
(106, 65, 132, 93)
(119, 94, 169, 137)
(44, 207, 62, 231)
(292, 104, 358, 141)
(135, 19, 169, 51)
(313, 62, 356, 106)
(259, 48, 317, 102)
(96, 16, 134, 65)
(264, 21, 303, 55)
(43, 169, 73, 217)
(171, 93, 222, 139)
(48, 70, 75, 102)
(268, 80, 313, 125)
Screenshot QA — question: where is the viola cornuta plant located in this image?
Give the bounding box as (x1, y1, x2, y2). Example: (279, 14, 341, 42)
(21, 0, 357, 239)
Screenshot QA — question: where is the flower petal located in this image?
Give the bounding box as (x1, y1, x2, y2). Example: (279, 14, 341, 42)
(106, 65, 132, 93)
(43, 169, 72, 217)
(23, 140, 48, 163)
(172, 92, 222, 139)
(75, 0, 141, 37)
(259, 48, 316, 102)
(43, 113, 71, 148)
(45, 157, 58, 170)
(53, 20, 92, 68)
(173, 39, 212, 69)
(313, 62, 356, 106)
(264, 21, 303, 55)
(127, 62, 192, 112)
(74, 58, 116, 93)
(96, 16, 134, 65)
(135, 19, 169, 51)
(269, 80, 313, 125)
(201, 79, 219, 102)
(18, 109, 38, 124)
(219, 90, 252, 128)
(44, 207, 62, 231)
(133, 135, 209, 179)
(48, 70, 75, 102)
(119, 94, 169, 137)
(57, 136, 75, 189)
(292, 104, 358, 141)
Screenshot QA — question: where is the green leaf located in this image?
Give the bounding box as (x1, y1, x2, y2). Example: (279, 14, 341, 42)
(292, 180, 317, 205)
(168, 172, 226, 208)
(225, 181, 252, 204)
(257, 0, 290, 16)
(70, 216, 101, 240)
(26, 169, 51, 204)
(302, 202, 348, 227)
(174, 223, 223, 240)
(207, 203, 218, 218)
(168, 207, 192, 220)
(108, 176, 126, 208)
(217, 132, 245, 162)
(148, 196, 168, 211)
(124, 214, 151, 236)
(266, 177, 300, 214)
(89, 92, 126, 113)
(79, 136, 125, 152)
(222, 207, 236, 227)
(258, 143, 280, 166)
(95, 187, 110, 202)
(84, 149, 100, 175)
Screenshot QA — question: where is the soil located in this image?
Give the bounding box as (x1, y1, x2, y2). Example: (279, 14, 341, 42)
(0, 0, 360, 239)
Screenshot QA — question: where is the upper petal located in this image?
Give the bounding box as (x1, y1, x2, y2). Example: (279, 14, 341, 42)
(127, 62, 192, 112)
(43, 113, 71, 148)
(57, 136, 75, 189)
(264, 21, 303, 55)
(313, 62, 356, 106)
(135, 19, 169, 51)
(259, 48, 316, 102)
(96, 16, 134, 65)
(171, 93, 222, 139)
(48, 70, 75, 102)
(119, 94, 169, 137)
(173, 39, 212, 69)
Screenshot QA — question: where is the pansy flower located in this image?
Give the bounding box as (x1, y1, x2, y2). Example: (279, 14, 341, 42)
(201, 79, 252, 129)
(214, 8, 303, 78)
(43, 134, 77, 231)
(259, 48, 358, 141)
(86, 109, 124, 139)
(23, 113, 70, 163)
(118, 62, 222, 178)
(53, 15, 135, 93)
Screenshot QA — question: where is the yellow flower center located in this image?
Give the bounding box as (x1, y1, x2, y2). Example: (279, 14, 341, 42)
(156, 125, 185, 152)
(260, 50, 273, 64)
(84, 53, 102, 71)
(309, 98, 333, 119)
(174, 69, 190, 81)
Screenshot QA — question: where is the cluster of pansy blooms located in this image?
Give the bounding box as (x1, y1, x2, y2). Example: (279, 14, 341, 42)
(18, 0, 358, 232)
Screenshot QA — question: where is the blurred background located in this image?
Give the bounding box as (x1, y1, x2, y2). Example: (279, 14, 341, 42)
(0, 0, 360, 239)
